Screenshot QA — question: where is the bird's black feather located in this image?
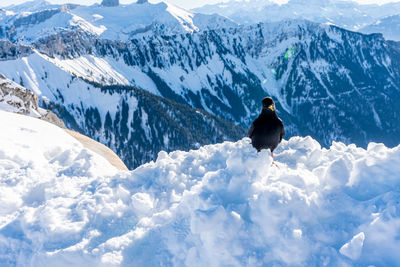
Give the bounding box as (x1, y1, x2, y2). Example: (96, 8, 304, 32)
(249, 97, 285, 152)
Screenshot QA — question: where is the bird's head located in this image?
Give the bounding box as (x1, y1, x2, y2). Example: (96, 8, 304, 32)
(262, 97, 276, 112)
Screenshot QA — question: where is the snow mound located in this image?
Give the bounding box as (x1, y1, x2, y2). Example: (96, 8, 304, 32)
(1, 110, 400, 266)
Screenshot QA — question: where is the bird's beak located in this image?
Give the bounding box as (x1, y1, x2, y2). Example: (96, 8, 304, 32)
(268, 105, 275, 111)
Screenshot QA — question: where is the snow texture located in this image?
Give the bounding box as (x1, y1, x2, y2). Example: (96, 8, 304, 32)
(1, 110, 400, 266)
(339, 232, 365, 260)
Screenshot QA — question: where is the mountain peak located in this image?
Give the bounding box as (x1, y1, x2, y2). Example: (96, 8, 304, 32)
(6, 0, 54, 12)
(101, 0, 119, 7)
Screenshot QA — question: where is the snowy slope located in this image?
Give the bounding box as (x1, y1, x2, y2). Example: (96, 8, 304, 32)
(1, 110, 400, 266)
(0, 51, 245, 169)
(5, 0, 61, 13)
(0, 0, 237, 42)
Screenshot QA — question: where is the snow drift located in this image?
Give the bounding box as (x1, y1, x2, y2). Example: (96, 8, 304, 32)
(1, 110, 400, 266)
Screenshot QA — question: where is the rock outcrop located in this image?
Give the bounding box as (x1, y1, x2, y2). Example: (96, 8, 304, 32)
(0, 74, 41, 117)
(0, 73, 65, 128)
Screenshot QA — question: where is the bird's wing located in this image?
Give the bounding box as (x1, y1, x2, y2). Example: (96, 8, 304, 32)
(280, 119, 285, 141)
(248, 123, 255, 138)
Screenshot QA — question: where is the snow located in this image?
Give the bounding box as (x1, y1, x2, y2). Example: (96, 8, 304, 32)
(165, 2, 198, 32)
(10, 11, 106, 42)
(0, 53, 122, 115)
(0, 52, 160, 99)
(193, 0, 400, 35)
(340, 232, 365, 260)
(47, 55, 160, 95)
(70, 2, 192, 40)
(5, 0, 58, 13)
(140, 108, 151, 141)
(1, 110, 400, 266)
(1, 0, 238, 43)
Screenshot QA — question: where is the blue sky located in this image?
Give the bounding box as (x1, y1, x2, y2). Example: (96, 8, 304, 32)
(1, 0, 400, 10)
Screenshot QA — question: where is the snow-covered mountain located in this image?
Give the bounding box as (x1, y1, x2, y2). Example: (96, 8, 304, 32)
(361, 15, 400, 41)
(0, 74, 130, 170)
(2, 19, 399, 151)
(4, 0, 62, 12)
(0, 0, 237, 42)
(1, 110, 400, 266)
(1, 1, 400, 169)
(1, 1, 399, 265)
(0, 59, 244, 169)
(194, 0, 400, 36)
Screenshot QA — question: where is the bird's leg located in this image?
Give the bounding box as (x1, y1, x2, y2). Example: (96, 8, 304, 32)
(271, 151, 279, 168)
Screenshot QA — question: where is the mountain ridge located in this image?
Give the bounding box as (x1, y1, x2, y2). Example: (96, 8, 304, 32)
(1, 4, 400, 166)
(193, 0, 400, 40)
(2, 20, 399, 148)
(0, 0, 237, 42)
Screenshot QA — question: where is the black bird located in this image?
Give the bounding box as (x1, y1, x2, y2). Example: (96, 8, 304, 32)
(248, 97, 285, 162)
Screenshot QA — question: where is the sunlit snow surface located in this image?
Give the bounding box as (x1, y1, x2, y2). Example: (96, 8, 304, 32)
(1, 1, 237, 42)
(1, 110, 400, 266)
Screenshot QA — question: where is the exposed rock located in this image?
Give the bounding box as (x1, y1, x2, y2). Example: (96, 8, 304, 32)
(41, 109, 66, 128)
(0, 41, 32, 61)
(0, 74, 41, 116)
(13, 9, 60, 28)
(0, 73, 66, 128)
